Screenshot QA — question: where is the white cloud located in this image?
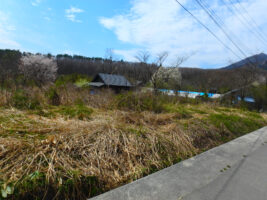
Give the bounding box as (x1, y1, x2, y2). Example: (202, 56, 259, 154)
(113, 49, 139, 61)
(0, 12, 20, 48)
(44, 16, 51, 21)
(100, 0, 267, 68)
(31, 0, 42, 6)
(65, 6, 84, 23)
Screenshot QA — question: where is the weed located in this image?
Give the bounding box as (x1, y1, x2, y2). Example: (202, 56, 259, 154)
(11, 90, 40, 110)
(189, 108, 207, 114)
(57, 104, 93, 120)
(114, 92, 166, 113)
(163, 104, 192, 118)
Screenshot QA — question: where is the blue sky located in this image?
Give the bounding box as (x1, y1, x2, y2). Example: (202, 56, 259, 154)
(0, 0, 267, 68)
(0, 0, 132, 57)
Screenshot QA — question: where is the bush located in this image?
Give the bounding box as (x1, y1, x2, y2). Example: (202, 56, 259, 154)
(75, 78, 90, 88)
(55, 74, 92, 87)
(252, 84, 267, 111)
(46, 87, 60, 106)
(11, 90, 40, 110)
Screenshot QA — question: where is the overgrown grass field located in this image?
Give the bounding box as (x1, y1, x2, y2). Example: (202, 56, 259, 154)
(0, 87, 266, 199)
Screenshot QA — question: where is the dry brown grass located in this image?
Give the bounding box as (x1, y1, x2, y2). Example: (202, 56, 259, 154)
(0, 108, 198, 199)
(0, 88, 266, 200)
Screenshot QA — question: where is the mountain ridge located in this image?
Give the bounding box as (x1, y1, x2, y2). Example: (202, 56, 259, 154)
(222, 53, 267, 70)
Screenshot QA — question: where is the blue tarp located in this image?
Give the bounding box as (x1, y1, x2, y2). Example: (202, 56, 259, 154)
(159, 89, 216, 97)
(237, 97, 255, 103)
(159, 89, 256, 103)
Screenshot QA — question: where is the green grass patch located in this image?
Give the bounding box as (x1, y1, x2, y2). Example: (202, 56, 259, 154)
(56, 104, 93, 120)
(127, 126, 147, 138)
(243, 111, 264, 119)
(189, 107, 208, 114)
(163, 104, 192, 118)
(209, 113, 265, 135)
(214, 107, 233, 113)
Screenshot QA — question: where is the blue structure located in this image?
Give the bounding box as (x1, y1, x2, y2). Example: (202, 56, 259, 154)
(237, 97, 255, 103)
(159, 89, 217, 98)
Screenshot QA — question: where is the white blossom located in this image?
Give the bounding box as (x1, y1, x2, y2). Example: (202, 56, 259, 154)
(151, 66, 181, 91)
(20, 54, 58, 83)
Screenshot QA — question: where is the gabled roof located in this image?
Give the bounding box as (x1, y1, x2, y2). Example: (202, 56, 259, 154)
(94, 73, 132, 87)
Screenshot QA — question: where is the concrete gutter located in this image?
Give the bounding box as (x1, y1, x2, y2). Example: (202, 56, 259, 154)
(90, 126, 267, 200)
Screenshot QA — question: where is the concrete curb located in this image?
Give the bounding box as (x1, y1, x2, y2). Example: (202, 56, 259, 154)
(90, 126, 267, 200)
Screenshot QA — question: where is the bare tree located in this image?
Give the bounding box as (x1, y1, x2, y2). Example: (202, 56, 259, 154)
(135, 50, 150, 63)
(20, 54, 58, 84)
(134, 50, 157, 83)
(105, 48, 114, 61)
(104, 48, 116, 74)
(156, 51, 168, 67)
(173, 55, 190, 67)
(235, 63, 258, 100)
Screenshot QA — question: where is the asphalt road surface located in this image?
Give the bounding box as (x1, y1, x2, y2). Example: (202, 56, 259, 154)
(183, 144, 267, 200)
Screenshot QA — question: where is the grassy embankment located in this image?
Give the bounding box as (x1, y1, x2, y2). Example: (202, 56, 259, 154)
(0, 89, 266, 200)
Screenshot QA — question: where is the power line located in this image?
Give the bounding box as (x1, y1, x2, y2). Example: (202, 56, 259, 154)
(195, 0, 265, 69)
(175, 0, 262, 69)
(199, 0, 251, 54)
(220, 0, 267, 46)
(174, 0, 242, 59)
(194, 0, 249, 58)
(230, 0, 267, 45)
(235, 0, 267, 42)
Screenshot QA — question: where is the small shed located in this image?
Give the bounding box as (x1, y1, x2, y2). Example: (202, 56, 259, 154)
(89, 73, 132, 92)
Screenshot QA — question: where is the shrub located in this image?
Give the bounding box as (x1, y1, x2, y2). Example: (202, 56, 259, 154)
(11, 90, 40, 110)
(75, 78, 90, 88)
(55, 74, 91, 87)
(252, 84, 267, 111)
(46, 87, 60, 106)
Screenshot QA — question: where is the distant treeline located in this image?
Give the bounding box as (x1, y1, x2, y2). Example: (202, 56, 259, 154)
(56, 54, 157, 84)
(0, 49, 22, 84)
(180, 67, 267, 93)
(0, 49, 157, 84)
(0, 49, 266, 93)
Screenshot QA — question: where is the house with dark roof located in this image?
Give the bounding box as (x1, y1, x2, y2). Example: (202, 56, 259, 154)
(89, 73, 132, 92)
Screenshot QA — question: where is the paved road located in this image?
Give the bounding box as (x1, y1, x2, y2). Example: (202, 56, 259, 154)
(183, 143, 267, 200)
